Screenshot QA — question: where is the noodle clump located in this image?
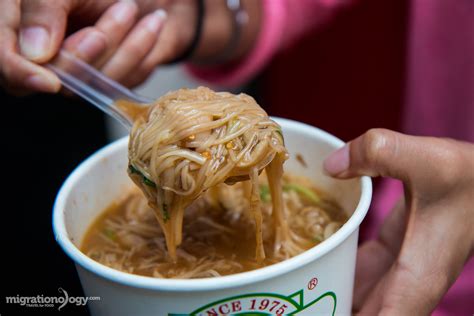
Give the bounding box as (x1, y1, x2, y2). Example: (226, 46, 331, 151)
(127, 87, 288, 261)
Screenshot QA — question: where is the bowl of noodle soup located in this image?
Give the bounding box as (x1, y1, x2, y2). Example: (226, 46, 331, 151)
(53, 117, 371, 316)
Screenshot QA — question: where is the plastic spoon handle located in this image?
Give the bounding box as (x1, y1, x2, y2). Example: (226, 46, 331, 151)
(46, 50, 153, 129)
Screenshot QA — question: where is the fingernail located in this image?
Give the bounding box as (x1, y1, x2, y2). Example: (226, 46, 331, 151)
(25, 73, 60, 93)
(110, 1, 137, 22)
(19, 26, 50, 60)
(144, 10, 167, 32)
(75, 31, 106, 60)
(323, 145, 350, 175)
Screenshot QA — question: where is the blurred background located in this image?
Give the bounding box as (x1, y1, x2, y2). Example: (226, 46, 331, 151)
(0, 0, 408, 314)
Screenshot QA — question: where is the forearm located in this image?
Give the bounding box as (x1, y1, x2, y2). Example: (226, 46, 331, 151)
(187, 0, 354, 87)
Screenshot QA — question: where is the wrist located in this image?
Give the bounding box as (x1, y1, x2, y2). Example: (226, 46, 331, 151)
(191, 0, 262, 65)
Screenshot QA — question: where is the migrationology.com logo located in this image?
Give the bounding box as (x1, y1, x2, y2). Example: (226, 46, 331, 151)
(5, 287, 100, 310)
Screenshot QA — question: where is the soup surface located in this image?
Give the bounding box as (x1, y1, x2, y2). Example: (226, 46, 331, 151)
(82, 173, 347, 278)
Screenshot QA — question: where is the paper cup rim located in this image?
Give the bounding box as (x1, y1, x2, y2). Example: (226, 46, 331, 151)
(53, 117, 372, 292)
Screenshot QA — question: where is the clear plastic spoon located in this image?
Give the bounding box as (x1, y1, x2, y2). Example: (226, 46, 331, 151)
(46, 50, 153, 129)
(46, 51, 270, 183)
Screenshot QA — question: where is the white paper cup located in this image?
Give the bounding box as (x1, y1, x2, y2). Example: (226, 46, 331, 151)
(53, 118, 371, 315)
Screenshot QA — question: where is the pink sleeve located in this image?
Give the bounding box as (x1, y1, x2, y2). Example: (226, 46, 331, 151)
(187, 0, 353, 87)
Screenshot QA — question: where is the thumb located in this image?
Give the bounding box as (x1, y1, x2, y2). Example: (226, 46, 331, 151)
(325, 129, 474, 314)
(19, 0, 73, 62)
(18, 0, 116, 63)
(323, 128, 460, 183)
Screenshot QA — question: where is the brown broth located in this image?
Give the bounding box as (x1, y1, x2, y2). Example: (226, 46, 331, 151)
(115, 99, 149, 121)
(81, 177, 347, 279)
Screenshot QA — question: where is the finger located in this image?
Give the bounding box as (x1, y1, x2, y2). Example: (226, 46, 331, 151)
(101, 10, 166, 82)
(353, 199, 407, 311)
(353, 241, 392, 313)
(324, 129, 409, 179)
(19, 0, 73, 62)
(356, 272, 389, 315)
(120, 66, 154, 88)
(130, 2, 197, 73)
(63, 27, 108, 62)
(323, 128, 466, 183)
(141, 25, 181, 66)
(357, 187, 473, 314)
(0, 0, 20, 36)
(92, 1, 139, 68)
(0, 0, 60, 93)
(1, 51, 60, 93)
(381, 202, 471, 315)
(117, 19, 184, 88)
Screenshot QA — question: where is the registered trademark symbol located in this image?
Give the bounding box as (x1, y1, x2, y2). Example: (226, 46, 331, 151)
(307, 277, 318, 290)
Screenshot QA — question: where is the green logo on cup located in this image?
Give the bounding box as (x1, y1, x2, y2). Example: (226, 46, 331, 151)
(169, 289, 337, 316)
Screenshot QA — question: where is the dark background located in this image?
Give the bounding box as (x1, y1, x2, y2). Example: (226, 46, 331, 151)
(0, 91, 107, 316)
(0, 0, 407, 315)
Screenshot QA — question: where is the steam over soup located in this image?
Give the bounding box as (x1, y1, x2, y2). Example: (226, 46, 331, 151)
(82, 173, 346, 278)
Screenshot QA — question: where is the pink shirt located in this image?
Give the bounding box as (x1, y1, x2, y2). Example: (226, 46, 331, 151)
(190, 0, 474, 314)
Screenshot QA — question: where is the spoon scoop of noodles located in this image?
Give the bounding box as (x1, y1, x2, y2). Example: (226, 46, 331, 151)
(128, 87, 288, 260)
(46, 51, 278, 183)
(47, 52, 288, 261)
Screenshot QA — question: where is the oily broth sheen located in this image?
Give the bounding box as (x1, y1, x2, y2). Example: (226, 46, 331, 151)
(81, 174, 347, 279)
(82, 195, 265, 276)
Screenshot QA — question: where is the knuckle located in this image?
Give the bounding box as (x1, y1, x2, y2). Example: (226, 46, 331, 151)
(2, 52, 18, 81)
(123, 43, 148, 59)
(432, 139, 467, 183)
(138, 60, 155, 76)
(360, 128, 395, 167)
